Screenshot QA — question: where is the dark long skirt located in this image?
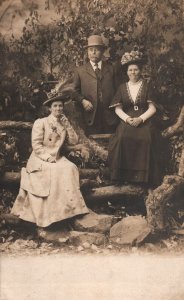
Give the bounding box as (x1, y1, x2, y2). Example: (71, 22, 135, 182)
(108, 120, 161, 186)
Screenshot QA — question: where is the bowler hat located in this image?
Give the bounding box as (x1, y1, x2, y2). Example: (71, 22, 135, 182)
(85, 35, 105, 48)
(43, 86, 75, 107)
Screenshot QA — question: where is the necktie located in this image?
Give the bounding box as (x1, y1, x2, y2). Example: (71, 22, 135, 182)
(94, 63, 102, 103)
(94, 63, 101, 80)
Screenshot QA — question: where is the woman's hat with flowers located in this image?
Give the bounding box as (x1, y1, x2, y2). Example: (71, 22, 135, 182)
(43, 79, 77, 106)
(121, 49, 146, 67)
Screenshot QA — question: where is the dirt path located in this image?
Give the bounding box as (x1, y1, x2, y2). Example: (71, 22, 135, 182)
(1, 254, 184, 300)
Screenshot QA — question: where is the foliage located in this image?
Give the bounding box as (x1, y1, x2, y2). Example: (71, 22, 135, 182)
(0, 132, 20, 168)
(0, 0, 183, 122)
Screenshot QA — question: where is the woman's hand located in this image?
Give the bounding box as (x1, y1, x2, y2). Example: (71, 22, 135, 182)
(47, 157, 56, 163)
(126, 117, 133, 125)
(131, 117, 143, 127)
(126, 117, 134, 125)
(80, 146, 90, 162)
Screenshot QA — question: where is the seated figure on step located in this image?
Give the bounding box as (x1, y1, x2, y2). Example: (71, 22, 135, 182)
(11, 87, 89, 228)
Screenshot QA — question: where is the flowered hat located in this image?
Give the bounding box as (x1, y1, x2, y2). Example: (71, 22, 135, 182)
(121, 50, 145, 67)
(43, 85, 75, 106)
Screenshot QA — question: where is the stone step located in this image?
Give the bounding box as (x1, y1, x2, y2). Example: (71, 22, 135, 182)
(72, 210, 117, 234)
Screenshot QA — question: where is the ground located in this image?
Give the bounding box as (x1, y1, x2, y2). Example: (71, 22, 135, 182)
(1, 216, 184, 300)
(1, 252, 184, 300)
(1, 228, 184, 256)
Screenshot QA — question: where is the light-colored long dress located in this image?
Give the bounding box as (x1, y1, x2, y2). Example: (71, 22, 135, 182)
(11, 114, 89, 227)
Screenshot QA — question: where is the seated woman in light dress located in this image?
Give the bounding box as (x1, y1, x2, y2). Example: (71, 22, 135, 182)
(11, 89, 89, 227)
(108, 50, 161, 187)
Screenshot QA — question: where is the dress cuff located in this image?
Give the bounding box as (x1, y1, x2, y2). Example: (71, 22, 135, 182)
(109, 102, 122, 108)
(139, 116, 144, 123)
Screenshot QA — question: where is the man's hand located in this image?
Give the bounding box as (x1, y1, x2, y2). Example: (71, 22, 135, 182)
(82, 99, 93, 112)
(131, 117, 143, 127)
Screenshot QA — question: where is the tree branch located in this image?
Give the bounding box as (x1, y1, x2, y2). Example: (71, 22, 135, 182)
(162, 105, 184, 138)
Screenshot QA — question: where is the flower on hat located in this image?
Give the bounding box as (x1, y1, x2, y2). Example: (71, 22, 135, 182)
(121, 50, 144, 66)
(47, 89, 58, 99)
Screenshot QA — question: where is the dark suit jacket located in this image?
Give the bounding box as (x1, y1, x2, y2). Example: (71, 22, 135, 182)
(73, 61, 120, 127)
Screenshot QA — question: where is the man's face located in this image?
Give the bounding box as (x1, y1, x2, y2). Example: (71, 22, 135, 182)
(87, 46, 104, 63)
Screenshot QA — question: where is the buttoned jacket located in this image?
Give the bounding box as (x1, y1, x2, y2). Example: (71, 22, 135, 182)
(73, 61, 119, 127)
(20, 114, 78, 197)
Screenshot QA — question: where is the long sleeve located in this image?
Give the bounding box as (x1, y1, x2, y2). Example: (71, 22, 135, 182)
(139, 102, 156, 122)
(109, 84, 123, 108)
(31, 119, 51, 161)
(72, 69, 84, 103)
(115, 105, 130, 122)
(60, 114, 79, 145)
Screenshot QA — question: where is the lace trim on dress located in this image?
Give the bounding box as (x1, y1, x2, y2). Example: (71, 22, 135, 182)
(126, 81, 143, 105)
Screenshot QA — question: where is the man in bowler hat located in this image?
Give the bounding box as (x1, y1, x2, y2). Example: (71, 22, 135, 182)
(73, 35, 120, 135)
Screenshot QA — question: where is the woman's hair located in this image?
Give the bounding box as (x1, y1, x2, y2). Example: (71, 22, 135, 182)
(47, 99, 64, 108)
(125, 61, 143, 72)
(120, 61, 143, 80)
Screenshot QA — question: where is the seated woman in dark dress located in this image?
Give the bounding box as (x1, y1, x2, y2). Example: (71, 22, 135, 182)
(108, 50, 161, 187)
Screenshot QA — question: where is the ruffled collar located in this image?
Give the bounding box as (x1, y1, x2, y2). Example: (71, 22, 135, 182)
(49, 114, 62, 124)
(128, 79, 143, 86)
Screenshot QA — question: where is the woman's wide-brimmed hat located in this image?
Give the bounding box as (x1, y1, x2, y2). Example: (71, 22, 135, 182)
(121, 50, 146, 67)
(43, 86, 75, 107)
(84, 35, 105, 48)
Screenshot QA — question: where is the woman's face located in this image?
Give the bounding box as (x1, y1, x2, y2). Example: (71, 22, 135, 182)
(127, 64, 141, 82)
(49, 101, 63, 118)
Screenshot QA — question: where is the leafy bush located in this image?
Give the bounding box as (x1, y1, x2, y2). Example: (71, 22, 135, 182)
(0, 0, 183, 122)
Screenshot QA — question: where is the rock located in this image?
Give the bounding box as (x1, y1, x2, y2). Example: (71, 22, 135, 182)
(102, 249, 110, 254)
(9, 239, 38, 250)
(107, 245, 113, 250)
(110, 215, 151, 246)
(0, 213, 20, 225)
(131, 247, 138, 253)
(144, 243, 158, 252)
(69, 231, 105, 246)
(77, 246, 84, 252)
(73, 210, 115, 233)
(91, 244, 98, 251)
(38, 229, 70, 244)
(162, 238, 178, 249)
(82, 242, 91, 249)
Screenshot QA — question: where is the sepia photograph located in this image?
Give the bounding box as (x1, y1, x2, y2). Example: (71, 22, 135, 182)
(0, 1, 184, 299)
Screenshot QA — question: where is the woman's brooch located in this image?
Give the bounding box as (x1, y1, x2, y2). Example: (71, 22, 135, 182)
(50, 123, 58, 133)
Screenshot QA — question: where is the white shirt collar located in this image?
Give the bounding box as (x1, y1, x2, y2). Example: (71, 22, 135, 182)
(90, 60, 102, 70)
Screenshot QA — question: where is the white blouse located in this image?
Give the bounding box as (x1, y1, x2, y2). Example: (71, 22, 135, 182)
(127, 80, 143, 103)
